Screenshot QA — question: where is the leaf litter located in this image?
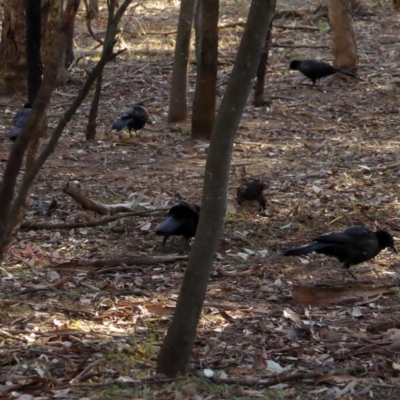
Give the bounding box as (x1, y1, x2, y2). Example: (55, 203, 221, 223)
(2, 0, 400, 399)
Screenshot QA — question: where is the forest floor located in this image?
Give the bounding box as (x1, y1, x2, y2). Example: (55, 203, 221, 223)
(2, 0, 400, 399)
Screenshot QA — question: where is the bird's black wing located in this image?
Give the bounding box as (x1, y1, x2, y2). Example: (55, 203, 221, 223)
(314, 226, 373, 246)
(169, 201, 200, 217)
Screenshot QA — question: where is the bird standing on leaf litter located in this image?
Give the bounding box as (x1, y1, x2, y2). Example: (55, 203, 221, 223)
(283, 226, 397, 279)
(9, 103, 32, 141)
(236, 181, 267, 211)
(155, 201, 201, 245)
(289, 60, 357, 85)
(112, 104, 148, 135)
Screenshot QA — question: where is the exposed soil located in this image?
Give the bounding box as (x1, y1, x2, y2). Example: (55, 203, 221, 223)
(1, 0, 400, 399)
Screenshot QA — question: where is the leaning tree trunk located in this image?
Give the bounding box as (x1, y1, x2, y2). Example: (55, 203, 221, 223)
(167, 0, 196, 123)
(328, 0, 358, 72)
(0, 0, 27, 94)
(157, 0, 276, 378)
(191, 0, 219, 140)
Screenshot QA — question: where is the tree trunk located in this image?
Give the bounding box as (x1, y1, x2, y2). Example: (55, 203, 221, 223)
(0, 0, 27, 94)
(328, 0, 358, 72)
(65, 13, 76, 68)
(26, 0, 43, 104)
(167, 0, 196, 123)
(393, 0, 400, 10)
(41, 0, 68, 85)
(191, 0, 219, 140)
(157, 0, 276, 378)
(254, 21, 273, 106)
(86, 71, 103, 141)
(0, 0, 67, 95)
(194, 0, 202, 65)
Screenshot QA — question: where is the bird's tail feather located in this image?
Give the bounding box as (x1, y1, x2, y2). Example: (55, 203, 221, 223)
(284, 242, 331, 256)
(155, 216, 183, 236)
(112, 119, 130, 131)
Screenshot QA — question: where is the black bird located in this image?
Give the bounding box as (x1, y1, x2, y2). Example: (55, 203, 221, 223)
(155, 201, 200, 245)
(9, 103, 32, 141)
(112, 104, 148, 134)
(236, 181, 267, 211)
(284, 226, 397, 279)
(289, 60, 356, 85)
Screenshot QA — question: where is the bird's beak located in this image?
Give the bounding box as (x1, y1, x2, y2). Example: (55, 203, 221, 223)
(392, 245, 398, 254)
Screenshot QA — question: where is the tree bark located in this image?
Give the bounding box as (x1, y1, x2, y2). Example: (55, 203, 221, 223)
(0, 0, 68, 95)
(26, 0, 43, 104)
(0, 0, 27, 94)
(254, 20, 274, 106)
(157, 0, 276, 378)
(328, 0, 358, 72)
(191, 0, 219, 140)
(194, 0, 202, 65)
(41, 0, 69, 85)
(167, 0, 196, 123)
(86, 72, 103, 141)
(65, 13, 76, 68)
(394, 0, 400, 11)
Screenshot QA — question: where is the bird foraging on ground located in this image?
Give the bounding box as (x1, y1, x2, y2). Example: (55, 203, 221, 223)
(111, 104, 148, 135)
(289, 60, 356, 85)
(9, 103, 32, 141)
(155, 201, 200, 245)
(236, 181, 267, 211)
(283, 226, 397, 279)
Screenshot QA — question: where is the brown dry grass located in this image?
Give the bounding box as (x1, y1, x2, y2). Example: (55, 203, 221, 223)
(1, 0, 400, 399)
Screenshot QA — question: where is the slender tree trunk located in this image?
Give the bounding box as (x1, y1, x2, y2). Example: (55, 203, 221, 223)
(194, 0, 202, 65)
(393, 0, 400, 10)
(86, 72, 103, 141)
(191, 0, 219, 140)
(328, 0, 358, 72)
(26, 0, 43, 104)
(65, 14, 76, 68)
(254, 20, 273, 106)
(0, 0, 27, 94)
(157, 0, 276, 378)
(167, 0, 196, 123)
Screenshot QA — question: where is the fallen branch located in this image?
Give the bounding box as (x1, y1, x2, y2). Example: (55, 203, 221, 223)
(63, 182, 144, 215)
(272, 43, 330, 49)
(54, 254, 188, 269)
(21, 208, 167, 230)
(274, 24, 320, 31)
(208, 365, 366, 388)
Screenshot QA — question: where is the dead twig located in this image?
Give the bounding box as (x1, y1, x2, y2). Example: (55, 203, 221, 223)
(21, 208, 167, 230)
(70, 358, 106, 385)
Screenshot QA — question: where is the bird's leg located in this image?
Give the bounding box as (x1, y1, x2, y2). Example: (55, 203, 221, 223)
(342, 263, 357, 281)
(346, 269, 358, 280)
